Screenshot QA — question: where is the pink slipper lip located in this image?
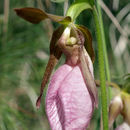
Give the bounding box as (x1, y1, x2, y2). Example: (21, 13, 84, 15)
(46, 64, 94, 130)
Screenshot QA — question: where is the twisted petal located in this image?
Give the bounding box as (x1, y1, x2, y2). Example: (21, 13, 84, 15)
(46, 64, 93, 130)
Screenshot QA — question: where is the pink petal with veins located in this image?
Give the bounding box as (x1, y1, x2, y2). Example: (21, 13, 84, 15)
(46, 64, 93, 130)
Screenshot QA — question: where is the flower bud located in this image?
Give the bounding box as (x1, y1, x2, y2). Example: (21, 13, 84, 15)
(109, 95, 123, 127)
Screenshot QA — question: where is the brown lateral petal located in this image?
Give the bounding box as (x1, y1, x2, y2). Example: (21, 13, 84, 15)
(76, 25, 95, 62)
(14, 7, 71, 24)
(36, 26, 64, 108)
(50, 26, 64, 59)
(80, 47, 98, 108)
(36, 54, 59, 109)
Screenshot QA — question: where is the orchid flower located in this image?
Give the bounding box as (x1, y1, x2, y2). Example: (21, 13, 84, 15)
(45, 26, 98, 129)
(108, 75, 130, 130)
(14, 6, 98, 130)
(109, 93, 130, 130)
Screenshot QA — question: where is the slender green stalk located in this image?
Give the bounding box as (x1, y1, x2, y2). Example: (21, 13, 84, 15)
(96, 0, 111, 82)
(93, 6, 108, 130)
(96, 0, 111, 103)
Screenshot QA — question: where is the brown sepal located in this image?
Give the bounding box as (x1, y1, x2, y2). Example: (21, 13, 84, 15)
(14, 7, 71, 24)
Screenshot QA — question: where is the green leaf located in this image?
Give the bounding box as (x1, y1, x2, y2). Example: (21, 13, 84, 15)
(76, 25, 95, 62)
(51, 0, 65, 3)
(14, 7, 71, 24)
(66, 1, 92, 21)
(75, 0, 94, 6)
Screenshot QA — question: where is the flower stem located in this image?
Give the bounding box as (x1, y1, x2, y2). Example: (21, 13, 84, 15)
(96, 0, 111, 82)
(96, 0, 111, 103)
(93, 5, 109, 130)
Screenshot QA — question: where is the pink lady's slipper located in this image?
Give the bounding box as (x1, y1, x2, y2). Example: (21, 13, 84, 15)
(45, 26, 98, 129)
(15, 7, 98, 130)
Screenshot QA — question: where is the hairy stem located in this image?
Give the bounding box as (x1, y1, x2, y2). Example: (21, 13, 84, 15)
(93, 5, 109, 130)
(96, 0, 111, 82)
(96, 0, 111, 103)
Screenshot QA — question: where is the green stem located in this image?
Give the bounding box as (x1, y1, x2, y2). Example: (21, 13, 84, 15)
(96, 0, 111, 82)
(96, 0, 111, 103)
(93, 6, 108, 130)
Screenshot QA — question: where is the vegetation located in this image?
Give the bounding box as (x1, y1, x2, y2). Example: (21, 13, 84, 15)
(0, 0, 129, 129)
